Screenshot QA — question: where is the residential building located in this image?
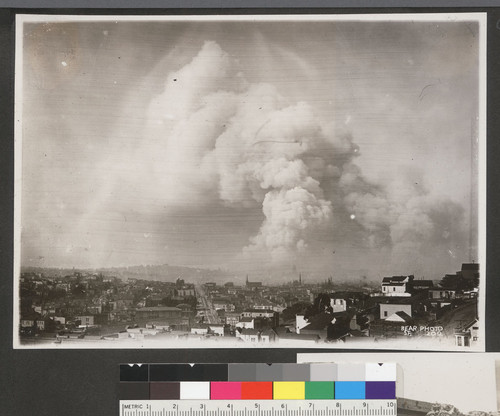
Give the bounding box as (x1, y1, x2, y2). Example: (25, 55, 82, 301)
(260, 329, 277, 343)
(381, 275, 414, 296)
(208, 324, 225, 336)
(379, 302, 412, 320)
(224, 312, 240, 327)
(461, 262, 479, 281)
(236, 317, 255, 329)
(298, 312, 336, 340)
(329, 297, 348, 313)
(75, 315, 94, 327)
(410, 280, 434, 292)
(385, 311, 413, 324)
(237, 328, 260, 342)
(135, 307, 183, 325)
(176, 287, 196, 297)
(241, 309, 279, 326)
(455, 318, 479, 347)
(191, 324, 209, 335)
(429, 289, 456, 300)
(275, 332, 320, 345)
(20, 312, 39, 329)
(296, 315, 308, 333)
(212, 299, 235, 312)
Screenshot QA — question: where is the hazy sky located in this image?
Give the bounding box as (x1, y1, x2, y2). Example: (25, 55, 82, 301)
(19, 16, 482, 281)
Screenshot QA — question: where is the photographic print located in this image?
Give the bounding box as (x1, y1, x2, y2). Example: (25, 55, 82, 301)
(497, 360, 500, 413)
(14, 13, 486, 349)
(298, 353, 498, 415)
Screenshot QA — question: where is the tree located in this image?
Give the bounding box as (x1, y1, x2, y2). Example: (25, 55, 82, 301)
(281, 302, 311, 322)
(71, 284, 86, 298)
(304, 293, 333, 320)
(439, 273, 478, 292)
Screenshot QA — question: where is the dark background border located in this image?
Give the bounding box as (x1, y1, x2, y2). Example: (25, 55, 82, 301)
(1, 6, 499, 416)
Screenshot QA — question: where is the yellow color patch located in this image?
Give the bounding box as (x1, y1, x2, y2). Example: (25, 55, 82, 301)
(273, 382, 305, 400)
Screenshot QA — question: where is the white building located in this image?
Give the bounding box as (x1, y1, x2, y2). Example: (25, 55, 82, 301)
(75, 315, 94, 327)
(236, 317, 254, 329)
(191, 325, 209, 335)
(296, 315, 308, 334)
(379, 303, 412, 320)
(329, 298, 347, 313)
(213, 301, 235, 312)
(241, 309, 277, 319)
(237, 328, 260, 343)
(455, 319, 479, 347)
(381, 275, 414, 297)
(209, 324, 225, 336)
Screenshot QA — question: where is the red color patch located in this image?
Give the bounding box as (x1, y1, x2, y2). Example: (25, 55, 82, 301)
(241, 382, 273, 400)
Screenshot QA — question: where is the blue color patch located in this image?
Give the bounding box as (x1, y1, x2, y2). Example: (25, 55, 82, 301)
(334, 381, 365, 399)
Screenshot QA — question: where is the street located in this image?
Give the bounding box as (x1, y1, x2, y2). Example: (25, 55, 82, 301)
(194, 284, 221, 325)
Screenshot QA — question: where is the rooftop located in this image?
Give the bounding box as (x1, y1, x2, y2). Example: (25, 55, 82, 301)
(278, 332, 320, 341)
(462, 263, 479, 271)
(412, 280, 434, 287)
(239, 317, 254, 323)
(243, 309, 275, 314)
(383, 275, 414, 282)
(302, 312, 335, 331)
(240, 328, 260, 335)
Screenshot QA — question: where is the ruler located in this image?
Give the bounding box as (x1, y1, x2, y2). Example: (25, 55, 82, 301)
(119, 400, 397, 416)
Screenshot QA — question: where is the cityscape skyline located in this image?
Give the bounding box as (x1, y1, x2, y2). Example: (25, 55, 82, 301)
(17, 259, 481, 351)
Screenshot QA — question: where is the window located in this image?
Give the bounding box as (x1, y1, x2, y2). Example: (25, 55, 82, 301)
(457, 337, 462, 346)
(384, 311, 388, 317)
(393, 287, 396, 291)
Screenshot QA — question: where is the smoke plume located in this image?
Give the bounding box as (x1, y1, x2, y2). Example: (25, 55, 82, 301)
(133, 40, 468, 272)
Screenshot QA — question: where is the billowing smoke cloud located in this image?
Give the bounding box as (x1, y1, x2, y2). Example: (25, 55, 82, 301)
(139, 41, 342, 266)
(134, 40, 468, 272)
(343, 168, 467, 273)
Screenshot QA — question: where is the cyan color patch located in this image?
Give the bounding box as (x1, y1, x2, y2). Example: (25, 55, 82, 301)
(334, 381, 365, 399)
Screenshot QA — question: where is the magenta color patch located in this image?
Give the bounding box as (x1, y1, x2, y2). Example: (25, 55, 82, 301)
(210, 382, 242, 400)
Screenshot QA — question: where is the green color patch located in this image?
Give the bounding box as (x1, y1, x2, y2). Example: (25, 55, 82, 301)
(304, 382, 335, 399)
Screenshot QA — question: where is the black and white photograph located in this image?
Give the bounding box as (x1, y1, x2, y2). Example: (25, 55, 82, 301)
(14, 13, 486, 349)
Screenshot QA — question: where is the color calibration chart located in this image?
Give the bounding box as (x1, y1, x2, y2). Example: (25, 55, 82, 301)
(119, 363, 397, 416)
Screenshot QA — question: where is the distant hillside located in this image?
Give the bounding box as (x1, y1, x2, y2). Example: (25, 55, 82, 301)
(20, 264, 380, 288)
(20, 264, 235, 284)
